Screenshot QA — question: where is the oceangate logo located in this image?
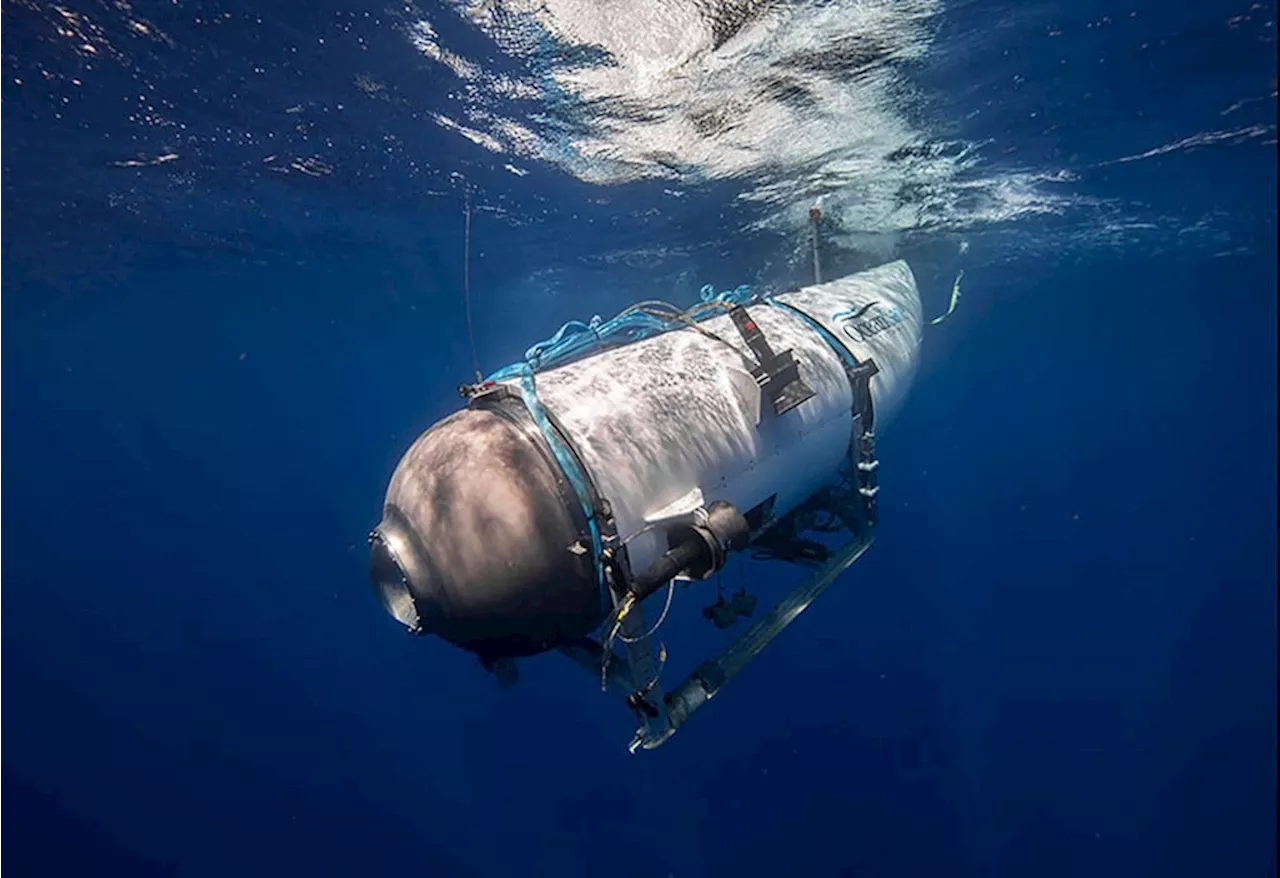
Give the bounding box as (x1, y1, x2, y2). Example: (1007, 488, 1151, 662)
(834, 300, 908, 343)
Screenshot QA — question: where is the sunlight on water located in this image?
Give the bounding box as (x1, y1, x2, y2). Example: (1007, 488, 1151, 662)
(5, 0, 1273, 274)
(403, 0, 1276, 263)
(407, 1, 1079, 249)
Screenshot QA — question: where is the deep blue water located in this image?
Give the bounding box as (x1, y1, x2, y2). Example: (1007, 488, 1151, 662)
(2, 1, 1276, 876)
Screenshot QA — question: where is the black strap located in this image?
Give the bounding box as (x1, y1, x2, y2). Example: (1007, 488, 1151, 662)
(728, 305, 816, 416)
(729, 305, 777, 366)
(845, 359, 880, 529)
(847, 359, 879, 433)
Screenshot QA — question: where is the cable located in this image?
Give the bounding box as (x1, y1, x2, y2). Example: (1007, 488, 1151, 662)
(809, 200, 823, 285)
(599, 592, 633, 691)
(618, 578, 676, 643)
(463, 188, 482, 383)
(637, 642, 668, 697)
(597, 577, 676, 690)
(485, 283, 758, 383)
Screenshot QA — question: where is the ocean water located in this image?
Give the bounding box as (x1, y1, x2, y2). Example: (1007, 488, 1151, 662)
(2, 1, 1276, 876)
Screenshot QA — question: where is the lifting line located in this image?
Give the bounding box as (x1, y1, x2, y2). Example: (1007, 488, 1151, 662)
(463, 187, 483, 383)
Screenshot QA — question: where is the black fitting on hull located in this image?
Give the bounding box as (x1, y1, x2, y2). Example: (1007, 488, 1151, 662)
(627, 500, 750, 604)
(369, 400, 607, 660)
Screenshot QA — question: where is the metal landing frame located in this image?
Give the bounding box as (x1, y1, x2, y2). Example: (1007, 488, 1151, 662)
(560, 528, 874, 751)
(560, 409, 881, 752)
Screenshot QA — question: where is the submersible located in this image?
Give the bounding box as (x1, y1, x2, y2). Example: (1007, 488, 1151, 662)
(369, 260, 923, 750)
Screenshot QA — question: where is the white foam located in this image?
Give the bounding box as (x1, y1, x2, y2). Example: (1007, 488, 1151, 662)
(399, 1, 1274, 261)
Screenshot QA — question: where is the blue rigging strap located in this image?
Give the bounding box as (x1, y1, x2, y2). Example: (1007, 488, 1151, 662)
(471, 283, 865, 608)
(511, 364, 610, 605)
(764, 296, 880, 526)
(472, 285, 757, 608)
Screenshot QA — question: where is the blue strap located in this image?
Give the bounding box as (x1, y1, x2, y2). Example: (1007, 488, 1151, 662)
(514, 364, 608, 603)
(487, 285, 757, 383)
(765, 298, 862, 374)
(766, 298, 878, 515)
(482, 283, 760, 607)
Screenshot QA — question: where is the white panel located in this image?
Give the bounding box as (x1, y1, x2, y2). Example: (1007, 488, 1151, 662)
(775, 260, 923, 432)
(500, 261, 923, 578)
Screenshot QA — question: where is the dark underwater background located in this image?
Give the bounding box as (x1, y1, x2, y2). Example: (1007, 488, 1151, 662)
(2, 1, 1276, 876)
